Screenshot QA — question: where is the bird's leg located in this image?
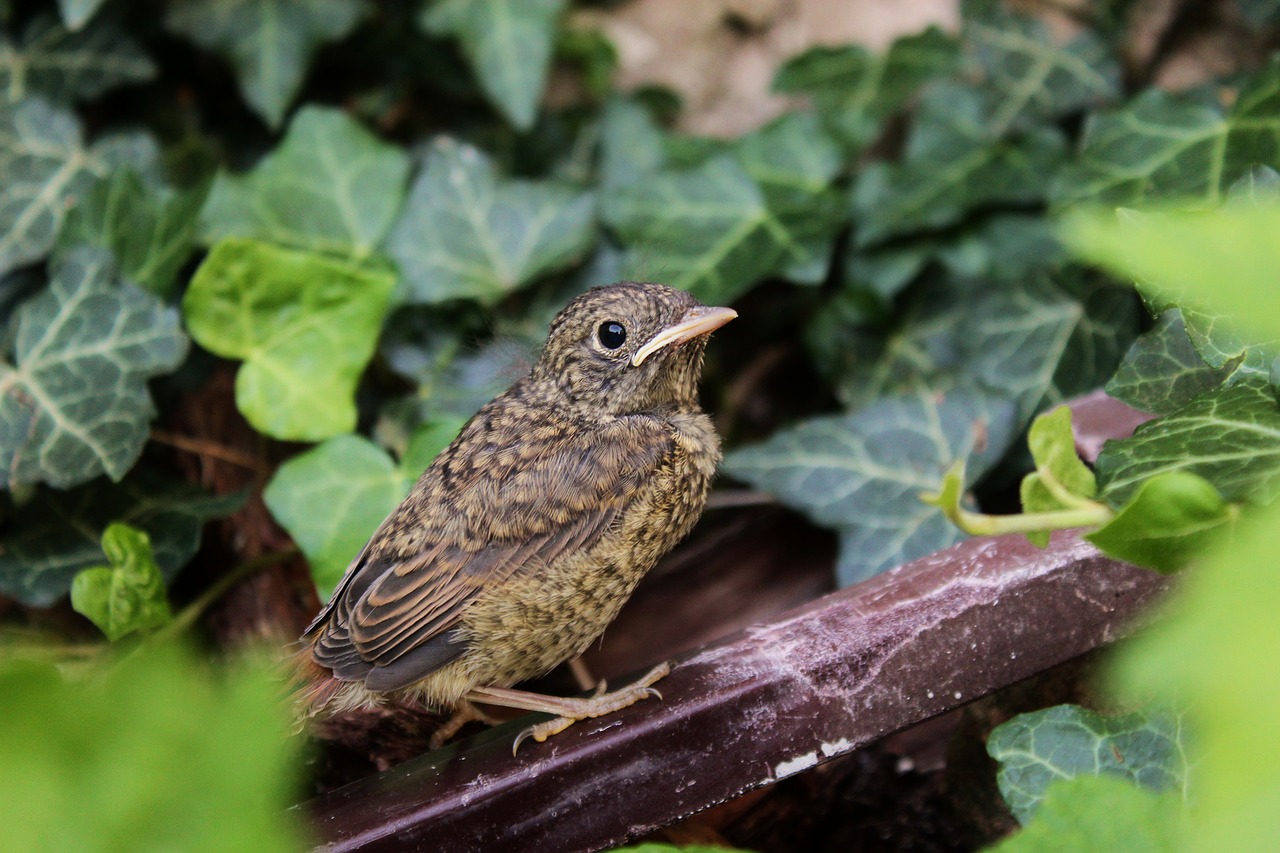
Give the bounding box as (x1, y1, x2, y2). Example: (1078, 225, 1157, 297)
(429, 699, 504, 750)
(567, 656, 597, 692)
(464, 661, 672, 755)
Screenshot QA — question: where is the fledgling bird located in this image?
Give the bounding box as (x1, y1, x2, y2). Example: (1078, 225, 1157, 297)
(297, 281, 736, 751)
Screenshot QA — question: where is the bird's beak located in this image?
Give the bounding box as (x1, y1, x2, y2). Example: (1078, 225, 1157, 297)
(632, 305, 738, 366)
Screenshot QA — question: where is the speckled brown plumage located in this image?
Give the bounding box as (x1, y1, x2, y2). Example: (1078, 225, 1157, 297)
(298, 282, 735, 743)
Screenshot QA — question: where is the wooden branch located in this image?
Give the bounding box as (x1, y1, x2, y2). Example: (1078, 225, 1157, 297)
(301, 530, 1168, 852)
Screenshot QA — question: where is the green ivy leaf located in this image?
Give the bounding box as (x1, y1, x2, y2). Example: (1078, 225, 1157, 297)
(55, 169, 207, 297)
(724, 385, 1016, 584)
(1086, 471, 1233, 572)
(56, 0, 108, 30)
(200, 106, 410, 258)
(422, 0, 566, 130)
(1063, 203, 1280, 367)
(0, 98, 158, 276)
(965, 4, 1120, 135)
(773, 27, 959, 152)
(69, 523, 172, 642)
(0, 15, 155, 103)
(602, 154, 791, 305)
(0, 646, 304, 852)
(988, 703, 1189, 825)
(1097, 377, 1280, 506)
(1238, 0, 1280, 25)
(183, 238, 395, 441)
(1106, 311, 1237, 415)
(0, 248, 187, 490)
(851, 82, 1067, 246)
(388, 138, 594, 305)
(598, 98, 668, 193)
(264, 421, 462, 598)
(168, 0, 370, 128)
(0, 470, 242, 607)
(987, 775, 1182, 853)
(732, 112, 845, 284)
(1053, 58, 1280, 207)
(1019, 407, 1097, 544)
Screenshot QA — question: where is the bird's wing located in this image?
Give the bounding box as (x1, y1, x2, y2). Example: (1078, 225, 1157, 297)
(310, 414, 674, 689)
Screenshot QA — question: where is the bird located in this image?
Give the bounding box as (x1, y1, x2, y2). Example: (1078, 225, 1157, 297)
(296, 281, 736, 752)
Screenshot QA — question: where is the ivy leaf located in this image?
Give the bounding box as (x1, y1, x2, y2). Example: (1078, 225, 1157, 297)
(167, 0, 370, 128)
(265, 422, 462, 598)
(183, 238, 394, 441)
(1053, 58, 1280, 207)
(0, 248, 187, 490)
(851, 82, 1067, 246)
(421, 0, 567, 130)
(773, 27, 959, 152)
(200, 106, 410, 258)
(965, 4, 1120, 135)
(387, 138, 595, 305)
(0, 470, 241, 607)
(598, 98, 668, 194)
(732, 112, 845, 284)
(988, 703, 1189, 824)
(0, 98, 158, 276)
(1063, 203, 1280, 368)
(602, 154, 791, 305)
(724, 385, 1017, 584)
(987, 775, 1182, 853)
(1238, 0, 1280, 25)
(55, 169, 207, 297)
(1019, 407, 1098, 545)
(69, 523, 171, 642)
(0, 646, 304, 852)
(56, 0, 108, 30)
(1097, 377, 1280, 506)
(1106, 311, 1236, 416)
(0, 15, 155, 103)
(1086, 471, 1233, 573)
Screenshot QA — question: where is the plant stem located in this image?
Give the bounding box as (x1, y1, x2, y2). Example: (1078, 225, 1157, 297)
(946, 504, 1113, 538)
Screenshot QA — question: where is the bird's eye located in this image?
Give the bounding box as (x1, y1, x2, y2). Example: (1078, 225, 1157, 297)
(597, 321, 627, 350)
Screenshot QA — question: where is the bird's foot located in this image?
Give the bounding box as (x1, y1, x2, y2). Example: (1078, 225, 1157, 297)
(464, 661, 672, 755)
(429, 699, 503, 750)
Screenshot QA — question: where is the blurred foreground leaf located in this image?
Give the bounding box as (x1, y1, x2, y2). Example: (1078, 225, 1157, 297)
(0, 646, 304, 852)
(0, 15, 155, 103)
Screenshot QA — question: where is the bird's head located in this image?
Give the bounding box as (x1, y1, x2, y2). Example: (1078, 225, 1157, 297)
(532, 282, 736, 415)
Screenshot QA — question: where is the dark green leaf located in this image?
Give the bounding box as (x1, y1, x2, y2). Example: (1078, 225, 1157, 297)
(56, 169, 207, 296)
(0, 15, 155, 103)
(598, 97, 667, 193)
(733, 112, 845, 284)
(987, 775, 1182, 853)
(183, 238, 395, 441)
(70, 523, 171, 642)
(988, 703, 1189, 824)
(388, 137, 595, 305)
(200, 106, 411, 258)
(851, 83, 1067, 246)
(168, 0, 370, 128)
(1097, 377, 1280, 505)
(1087, 471, 1233, 572)
(0, 646, 304, 851)
(1053, 58, 1280, 207)
(602, 154, 791, 305)
(0, 470, 241, 607)
(965, 4, 1120, 135)
(0, 98, 158, 275)
(57, 0, 109, 30)
(1107, 310, 1236, 415)
(0, 248, 187, 489)
(422, 0, 567, 130)
(265, 422, 461, 598)
(773, 27, 959, 152)
(1238, 0, 1280, 25)
(724, 385, 1016, 584)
